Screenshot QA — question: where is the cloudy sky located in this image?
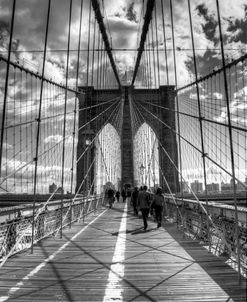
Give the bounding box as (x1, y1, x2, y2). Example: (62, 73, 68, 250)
(0, 0, 246, 86)
(0, 0, 246, 193)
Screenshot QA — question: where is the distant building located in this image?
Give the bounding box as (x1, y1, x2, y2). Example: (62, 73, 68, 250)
(221, 182, 232, 192)
(190, 180, 203, 194)
(49, 183, 57, 193)
(56, 187, 64, 194)
(236, 181, 246, 192)
(181, 181, 190, 193)
(206, 182, 219, 193)
(221, 179, 247, 192)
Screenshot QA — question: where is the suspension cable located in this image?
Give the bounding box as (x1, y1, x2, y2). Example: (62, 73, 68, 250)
(0, 0, 16, 178)
(31, 0, 52, 253)
(160, 0, 169, 85)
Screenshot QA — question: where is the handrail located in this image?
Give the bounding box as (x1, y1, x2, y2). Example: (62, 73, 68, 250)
(163, 195, 247, 277)
(0, 195, 104, 267)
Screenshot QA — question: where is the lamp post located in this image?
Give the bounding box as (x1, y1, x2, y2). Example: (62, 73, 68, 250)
(139, 164, 145, 185)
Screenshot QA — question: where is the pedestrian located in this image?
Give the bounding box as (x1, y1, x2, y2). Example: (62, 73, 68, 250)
(107, 188, 115, 209)
(131, 187, 139, 216)
(115, 190, 120, 202)
(137, 185, 151, 231)
(121, 188, 126, 203)
(126, 188, 132, 205)
(151, 187, 164, 228)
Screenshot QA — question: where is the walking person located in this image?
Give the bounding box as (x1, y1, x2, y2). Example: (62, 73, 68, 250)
(115, 190, 120, 202)
(151, 187, 164, 228)
(131, 187, 139, 216)
(126, 188, 131, 205)
(137, 185, 151, 231)
(121, 188, 126, 203)
(107, 188, 115, 209)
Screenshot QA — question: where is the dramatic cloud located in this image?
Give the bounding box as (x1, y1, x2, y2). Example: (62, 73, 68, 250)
(0, 0, 246, 193)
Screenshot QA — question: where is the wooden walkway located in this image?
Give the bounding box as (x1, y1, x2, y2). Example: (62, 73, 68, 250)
(0, 203, 246, 302)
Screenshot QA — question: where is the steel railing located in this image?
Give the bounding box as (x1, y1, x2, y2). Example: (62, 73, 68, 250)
(162, 194, 247, 277)
(0, 195, 106, 266)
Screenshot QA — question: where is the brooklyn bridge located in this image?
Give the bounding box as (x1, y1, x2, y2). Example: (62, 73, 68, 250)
(0, 0, 246, 301)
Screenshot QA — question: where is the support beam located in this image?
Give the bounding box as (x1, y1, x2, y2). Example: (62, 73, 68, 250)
(131, 0, 155, 86)
(91, 0, 121, 88)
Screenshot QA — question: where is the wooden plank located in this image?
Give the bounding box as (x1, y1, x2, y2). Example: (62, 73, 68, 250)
(0, 203, 246, 301)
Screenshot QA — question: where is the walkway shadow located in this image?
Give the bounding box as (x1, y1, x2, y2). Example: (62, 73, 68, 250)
(111, 227, 157, 236)
(164, 222, 246, 301)
(111, 227, 142, 236)
(131, 227, 156, 235)
(62, 234, 157, 302)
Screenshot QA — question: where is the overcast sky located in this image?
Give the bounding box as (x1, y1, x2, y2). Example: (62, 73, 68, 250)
(0, 0, 246, 193)
(0, 0, 246, 86)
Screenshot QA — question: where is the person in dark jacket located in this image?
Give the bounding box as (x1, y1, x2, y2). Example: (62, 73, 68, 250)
(151, 187, 164, 228)
(115, 191, 120, 202)
(126, 189, 132, 205)
(107, 188, 115, 209)
(131, 187, 139, 216)
(121, 189, 126, 203)
(137, 185, 150, 230)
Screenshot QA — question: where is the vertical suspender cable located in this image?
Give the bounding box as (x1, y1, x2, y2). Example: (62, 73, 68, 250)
(25, 72, 28, 192)
(102, 51, 106, 88)
(160, 0, 169, 85)
(60, 0, 73, 238)
(151, 19, 157, 88)
(188, 0, 210, 242)
(147, 36, 152, 88)
(70, 0, 84, 196)
(99, 39, 102, 89)
(154, 3, 160, 87)
(13, 67, 16, 192)
(215, 0, 241, 283)
(31, 0, 51, 253)
(86, 0, 92, 87)
(91, 17, 96, 86)
(144, 49, 148, 87)
(20, 71, 23, 190)
(0, 0, 16, 178)
(154, 2, 163, 188)
(96, 31, 100, 89)
(83, 1, 92, 193)
(147, 32, 153, 87)
(85, 0, 92, 194)
(170, 0, 184, 210)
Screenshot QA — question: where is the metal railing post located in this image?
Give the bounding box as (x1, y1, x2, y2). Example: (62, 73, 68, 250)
(60, 201, 63, 239)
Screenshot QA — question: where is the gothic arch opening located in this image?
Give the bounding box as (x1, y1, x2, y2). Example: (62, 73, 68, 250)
(95, 123, 121, 193)
(133, 123, 159, 189)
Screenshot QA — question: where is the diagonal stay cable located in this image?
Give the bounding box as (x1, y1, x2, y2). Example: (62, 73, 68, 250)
(132, 98, 234, 256)
(136, 99, 247, 188)
(131, 0, 155, 86)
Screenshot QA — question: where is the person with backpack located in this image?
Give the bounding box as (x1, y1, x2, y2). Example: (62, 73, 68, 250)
(137, 185, 151, 230)
(107, 188, 115, 209)
(121, 189, 126, 203)
(150, 187, 164, 228)
(131, 187, 139, 216)
(115, 190, 120, 202)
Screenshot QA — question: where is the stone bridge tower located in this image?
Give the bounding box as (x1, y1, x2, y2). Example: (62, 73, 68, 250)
(76, 86, 179, 193)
